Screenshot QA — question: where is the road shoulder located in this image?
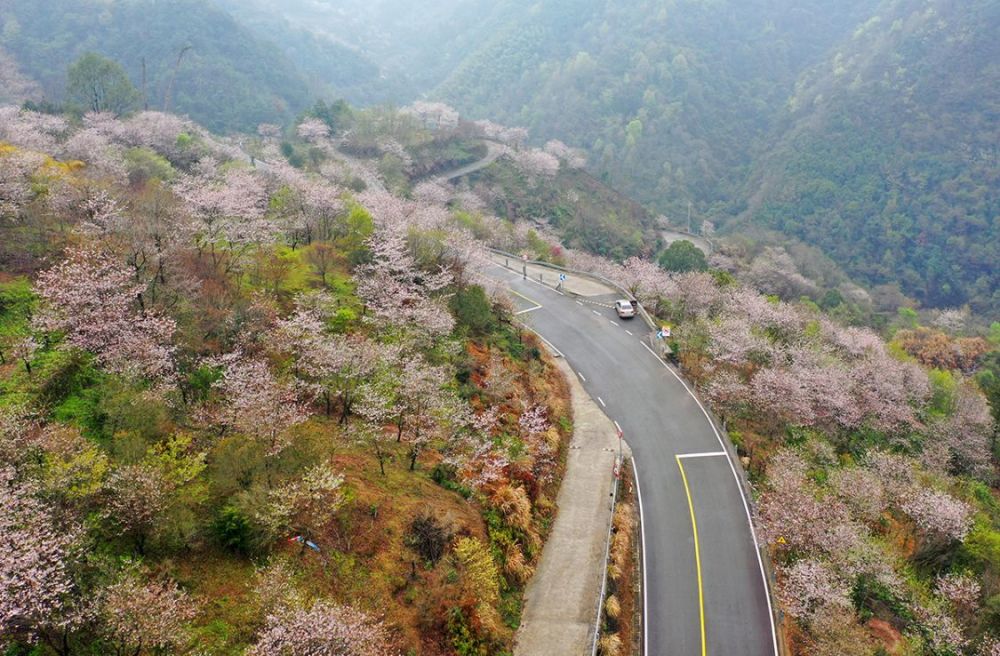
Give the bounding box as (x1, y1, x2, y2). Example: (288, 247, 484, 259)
(514, 357, 627, 655)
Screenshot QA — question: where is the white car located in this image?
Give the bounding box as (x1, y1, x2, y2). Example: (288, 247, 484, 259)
(614, 299, 636, 319)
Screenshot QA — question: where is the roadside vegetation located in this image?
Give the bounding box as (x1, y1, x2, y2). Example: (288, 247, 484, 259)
(4, 93, 999, 656)
(0, 105, 575, 655)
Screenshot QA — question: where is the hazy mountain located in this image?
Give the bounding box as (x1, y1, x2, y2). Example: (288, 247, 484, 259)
(213, 0, 411, 105)
(281, 0, 998, 314)
(740, 0, 1000, 314)
(0, 0, 313, 132)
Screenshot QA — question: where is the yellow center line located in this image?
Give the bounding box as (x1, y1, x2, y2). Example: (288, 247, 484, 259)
(677, 454, 707, 656)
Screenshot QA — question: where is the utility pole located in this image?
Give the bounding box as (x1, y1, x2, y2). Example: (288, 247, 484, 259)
(163, 45, 191, 113)
(141, 57, 148, 111)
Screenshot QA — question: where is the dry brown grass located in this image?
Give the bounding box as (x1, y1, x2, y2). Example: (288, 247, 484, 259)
(605, 594, 621, 620)
(598, 633, 622, 656)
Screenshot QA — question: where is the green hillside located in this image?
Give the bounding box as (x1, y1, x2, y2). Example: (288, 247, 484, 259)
(414, 0, 998, 315)
(740, 0, 1000, 314)
(0, 0, 312, 132)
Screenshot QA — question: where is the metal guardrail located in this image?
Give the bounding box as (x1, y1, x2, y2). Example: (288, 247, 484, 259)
(591, 454, 622, 656)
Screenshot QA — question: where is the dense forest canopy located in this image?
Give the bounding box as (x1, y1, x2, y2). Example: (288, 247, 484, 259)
(0, 0, 312, 132)
(1, 0, 996, 314)
(239, 0, 998, 316)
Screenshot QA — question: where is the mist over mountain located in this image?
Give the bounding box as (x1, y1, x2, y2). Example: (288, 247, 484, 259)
(0, 0, 312, 132)
(254, 0, 999, 315)
(0, 0, 996, 313)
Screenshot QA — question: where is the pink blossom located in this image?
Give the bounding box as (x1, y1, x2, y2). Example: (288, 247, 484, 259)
(514, 149, 561, 177)
(915, 606, 968, 653)
(0, 52, 42, 104)
(519, 404, 550, 436)
(354, 223, 455, 337)
(0, 466, 83, 642)
(935, 573, 981, 611)
(830, 467, 887, 522)
(296, 118, 331, 143)
(0, 148, 45, 221)
(104, 463, 170, 553)
(777, 559, 850, 619)
(98, 567, 197, 653)
(900, 488, 973, 542)
(404, 101, 460, 130)
(0, 106, 68, 152)
(543, 139, 587, 168)
(248, 599, 398, 656)
(34, 247, 176, 379)
(208, 353, 309, 457)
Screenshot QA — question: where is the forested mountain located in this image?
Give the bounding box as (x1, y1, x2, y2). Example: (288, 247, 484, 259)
(213, 0, 408, 105)
(740, 0, 1000, 315)
(0, 0, 312, 132)
(426, 0, 1000, 315)
(269, 0, 997, 315)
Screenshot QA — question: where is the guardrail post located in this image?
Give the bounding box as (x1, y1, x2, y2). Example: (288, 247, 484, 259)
(522, 264, 527, 279)
(539, 273, 543, 283)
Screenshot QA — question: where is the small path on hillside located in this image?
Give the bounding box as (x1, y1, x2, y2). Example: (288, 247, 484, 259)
(514, 357, 626, 656)
(661, 229, 713, 255)
(435, 140, 508, 182)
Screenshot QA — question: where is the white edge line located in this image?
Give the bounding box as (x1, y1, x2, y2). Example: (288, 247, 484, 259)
(524, 327, 564, 358)
(577, 371, 587, 382)
(631, 457, 649, 656)
(514, 306, 541, 315)
(644, 346, 780, 654)
(676, 451, 728, 459)
(641, 342, 657, 356)
(613, 420, 622, 433)
(598, 397, 606, 407)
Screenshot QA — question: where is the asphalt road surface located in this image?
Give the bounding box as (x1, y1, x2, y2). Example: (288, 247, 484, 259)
(486, 262, 777, 656)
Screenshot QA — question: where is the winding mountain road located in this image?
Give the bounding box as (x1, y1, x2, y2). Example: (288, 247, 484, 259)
(484, 260, 777, 656)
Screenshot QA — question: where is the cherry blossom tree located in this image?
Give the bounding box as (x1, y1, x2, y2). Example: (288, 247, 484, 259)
(404, 101, 460, 130)
(922, 380, 994, 479)
(357, 353, 456, 471)
(935, 573, 981, 613)
(104, 463, 171, 555)
(0, 50, 42, 104)
(175, 168, 275, 272)
(296, 118, 331, 144)
(354, 224, 454, 337)
(514, 149, 561, 178)
(1, 466, 84, 648)
(0, 106, 69, 152)
(98, 567, 198, 655)
(543, 139, 586, 169)
(0, 148, 45, 222)
(901, 488, 973, 543)
(34, 247, 176, 379)
(209, 353, 309, 458)
(777, 559, 850, 620)
(272, 308, 390, 421)
(248, 599, 397, 656)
